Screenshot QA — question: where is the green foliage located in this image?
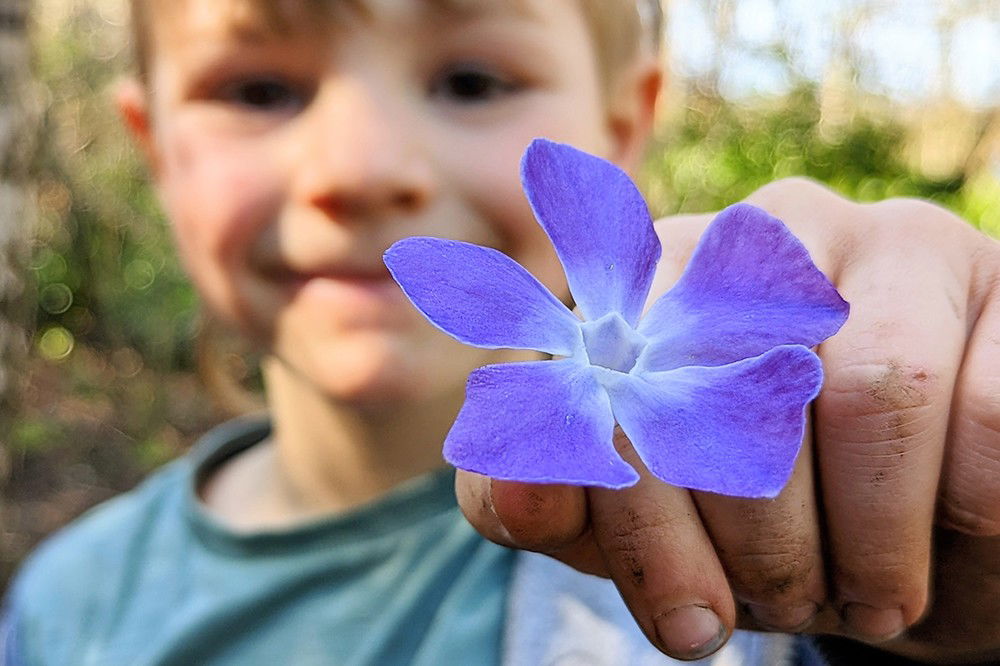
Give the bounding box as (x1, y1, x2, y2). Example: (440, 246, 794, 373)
(32, 5, 197, 372)
(10, 418, 65, 454)
(2, 7, 220, 592)
(641, 86, 993, 236)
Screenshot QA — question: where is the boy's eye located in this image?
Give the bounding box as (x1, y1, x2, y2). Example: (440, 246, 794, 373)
(220, 78, 305, 112)
(431, 64, 517, 103)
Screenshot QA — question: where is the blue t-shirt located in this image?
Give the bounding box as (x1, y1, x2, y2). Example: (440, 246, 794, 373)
(2, 417, 515, 665)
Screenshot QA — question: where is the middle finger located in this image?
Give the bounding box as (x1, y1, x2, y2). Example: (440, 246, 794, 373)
(692, 427, 827, 632)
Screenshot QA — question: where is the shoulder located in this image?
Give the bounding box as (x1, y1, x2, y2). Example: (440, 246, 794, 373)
(17, 457, 189, 586)
(10, 416, 267, 605)
(11, 461, 190, 599)
(4, 458, 191, 656)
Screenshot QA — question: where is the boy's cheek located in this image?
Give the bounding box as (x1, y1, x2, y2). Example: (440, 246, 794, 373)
(164, 184, 281, 334)
(167, 222, 246, 326)
(160, 138, 283, 260)
(450, 142, 570, 301)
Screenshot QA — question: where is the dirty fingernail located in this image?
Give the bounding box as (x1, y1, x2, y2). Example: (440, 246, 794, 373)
(654, 605, 726, 659)
(842, 603, 905, 642)
(747, 601, 817, 631)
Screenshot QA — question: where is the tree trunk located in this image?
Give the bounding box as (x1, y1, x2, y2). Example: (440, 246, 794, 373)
(0, 0, 37, 471)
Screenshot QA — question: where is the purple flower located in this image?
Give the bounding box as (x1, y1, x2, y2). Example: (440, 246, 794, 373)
(384, 139, 848, 498)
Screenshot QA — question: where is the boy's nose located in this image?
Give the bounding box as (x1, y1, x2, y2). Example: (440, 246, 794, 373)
(293, 79, 437, 220)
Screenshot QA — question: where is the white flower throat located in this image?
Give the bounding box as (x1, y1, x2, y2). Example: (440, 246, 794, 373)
(580, 312, 648, 374)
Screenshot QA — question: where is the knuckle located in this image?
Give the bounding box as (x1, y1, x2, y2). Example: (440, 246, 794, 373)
(978, 241, 1000, 283)
(833, 552, 929, 616)
(605, 506, 668, 553)
(938, 501, 1000, 536)
(745, 177, 850, 232)
(823, 359, 941, 449)
(704, 500, 822, 615)
(856, 200, 967, 271)
(491, 483, 586, 551)
(832, 358, 941, 411)
(940, 403, 1000, 536)
(601, 507, 677, 590)
(870, 198, 966, 237)
(749, 176, 831, 203)
(939, 483, 1000, 537)
(962, 385, 1000, 440)
(726, 542, 818, 605)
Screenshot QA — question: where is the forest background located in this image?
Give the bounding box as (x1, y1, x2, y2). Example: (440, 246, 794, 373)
(1, 0, 998, 590)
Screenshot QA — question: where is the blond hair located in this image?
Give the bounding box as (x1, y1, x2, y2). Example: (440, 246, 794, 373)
(129, 0, 662, 90)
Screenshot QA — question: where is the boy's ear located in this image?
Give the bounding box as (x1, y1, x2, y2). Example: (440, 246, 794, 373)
(115, 77, 162, 176)
(606, 56, 663, 175)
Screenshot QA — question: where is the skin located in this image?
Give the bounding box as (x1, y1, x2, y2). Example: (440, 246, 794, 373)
(459, 184, 1000, 662)
(117, 0, 1000, 661)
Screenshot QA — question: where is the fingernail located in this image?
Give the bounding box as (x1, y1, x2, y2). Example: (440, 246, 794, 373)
(487, 479, 514, 544)
(841, 603, 905, 642)
(654, 605, 726, 660)
(747, 601, 817, 631)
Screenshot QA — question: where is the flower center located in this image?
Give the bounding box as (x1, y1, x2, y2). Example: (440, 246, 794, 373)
(580, 312, 647, 374)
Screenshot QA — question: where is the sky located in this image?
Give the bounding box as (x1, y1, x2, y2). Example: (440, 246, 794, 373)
(667, 0, 1000, 108)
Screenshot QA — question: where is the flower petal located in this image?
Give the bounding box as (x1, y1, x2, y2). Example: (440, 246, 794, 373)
(385, 237, 583, 356)
(638, 203, 849, 371)
(521, 138, 661, 326)
(444, 359, 639, 488)
(605, 345, 823, 498)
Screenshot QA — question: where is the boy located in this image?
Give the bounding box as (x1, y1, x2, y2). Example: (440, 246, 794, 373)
(4, 0, 1000, 663)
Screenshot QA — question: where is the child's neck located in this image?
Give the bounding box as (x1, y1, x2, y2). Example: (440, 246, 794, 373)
(272, 357, 458, 509)
(200, 358, 459, 530)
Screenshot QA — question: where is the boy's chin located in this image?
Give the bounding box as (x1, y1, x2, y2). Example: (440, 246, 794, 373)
(277, 337, 469, 409)
(317, 368, 434, 408)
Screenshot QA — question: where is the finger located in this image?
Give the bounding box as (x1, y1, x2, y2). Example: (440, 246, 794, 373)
(813, 204, 968, 641)
(692, 426, 827, 632)
(588, 431, 734, 661)
(455, 470, 516, 546)
(454, 471, 609, 576)
(664, 192, 831, 632)
(455, 471, 582, 547)
(939, 279, 1000, 535)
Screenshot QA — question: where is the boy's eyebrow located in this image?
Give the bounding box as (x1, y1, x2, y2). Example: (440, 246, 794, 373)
(342, 0, 538, 24)
(422, 0, 535, 17)
(210, 0, 538, 45)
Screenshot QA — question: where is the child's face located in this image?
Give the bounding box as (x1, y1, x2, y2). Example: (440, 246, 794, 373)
(126, 0, 653, 405)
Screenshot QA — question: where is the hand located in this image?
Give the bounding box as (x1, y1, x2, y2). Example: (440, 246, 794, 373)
(455, 178, 1000, 663)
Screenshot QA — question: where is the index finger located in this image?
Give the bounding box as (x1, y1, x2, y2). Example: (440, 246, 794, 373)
(588, 432, 736, 661)
(454, 471, 610, 576)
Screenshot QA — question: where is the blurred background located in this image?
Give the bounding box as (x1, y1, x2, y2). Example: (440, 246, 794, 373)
(1, 0, 998, 590)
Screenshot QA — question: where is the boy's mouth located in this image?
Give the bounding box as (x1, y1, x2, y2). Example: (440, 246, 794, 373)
(260, 263, 405, 307)
(260, 262, 393, 285)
